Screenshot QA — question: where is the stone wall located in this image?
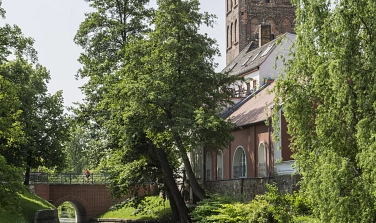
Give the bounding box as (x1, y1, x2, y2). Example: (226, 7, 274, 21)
(34, 209, 59, 223)
(204, 175, 300, 201)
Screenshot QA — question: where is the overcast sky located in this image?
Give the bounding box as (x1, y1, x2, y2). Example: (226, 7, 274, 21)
(0, 0, 225, 108)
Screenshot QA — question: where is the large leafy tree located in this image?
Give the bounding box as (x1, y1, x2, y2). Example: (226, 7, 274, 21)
(273, 0, 376, 221)
(0, 2, 32, 209)
(1, 58, 69, 185)
(0, 3, 68, 185)
(110, 0, 236, 220)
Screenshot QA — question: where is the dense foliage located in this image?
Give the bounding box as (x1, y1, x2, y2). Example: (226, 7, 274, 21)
(72, 0, 153, 166)
(102, 196, 172, 222)
(0, 155, 25, 215)
(191, 184, 313, 223)
(0, 0, 68, 190)
(273, 0, 376, 222)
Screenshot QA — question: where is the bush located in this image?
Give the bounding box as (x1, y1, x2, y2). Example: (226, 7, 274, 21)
(190, 193, 241, 222)
(191, 184, 315, 223)
(207, 203, 252, 223)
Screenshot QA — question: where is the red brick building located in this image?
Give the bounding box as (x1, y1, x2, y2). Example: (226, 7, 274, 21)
(198, 31, 296, 184)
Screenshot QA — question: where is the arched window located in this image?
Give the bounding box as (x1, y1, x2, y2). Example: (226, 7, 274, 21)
(233, 146, 247, 178)
(217, 151, 223, 180)
(258, 142, 267, 177)
(265, 17, 278, 36)
(281, 18, 292, 33)
(250, 17, 260, 40)
(234, 19, 237, 43)
(227, 25, 230, 48)
(206, 152, 212, 181)
(230, 23, 233, 46)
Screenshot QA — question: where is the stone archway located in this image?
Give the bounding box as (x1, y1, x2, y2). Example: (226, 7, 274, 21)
(54, 195, 92, 223)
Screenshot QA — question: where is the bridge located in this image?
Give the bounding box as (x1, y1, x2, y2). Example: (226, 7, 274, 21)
(29, 173, 152, 223)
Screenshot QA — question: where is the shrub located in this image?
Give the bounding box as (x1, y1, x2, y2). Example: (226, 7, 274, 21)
(190, 194, 240, 222)
(191, 184, 315, 223)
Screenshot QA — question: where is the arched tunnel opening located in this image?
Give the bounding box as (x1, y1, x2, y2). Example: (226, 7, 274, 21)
(57, 200, 87, 223)
(58, 202, 75, 222)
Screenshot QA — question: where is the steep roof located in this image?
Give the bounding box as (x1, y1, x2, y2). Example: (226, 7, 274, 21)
(222, 33, 294, 77)
(226, 83, 274, 127)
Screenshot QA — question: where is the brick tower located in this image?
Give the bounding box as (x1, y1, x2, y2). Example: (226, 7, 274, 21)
(225, 0, 296, 65)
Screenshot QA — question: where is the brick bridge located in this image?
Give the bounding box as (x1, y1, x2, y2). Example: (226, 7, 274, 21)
(29, 173, 152, 223)
(32, 184, 112, 223)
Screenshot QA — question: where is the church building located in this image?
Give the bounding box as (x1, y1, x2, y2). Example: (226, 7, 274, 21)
(190, 0, 298, 197)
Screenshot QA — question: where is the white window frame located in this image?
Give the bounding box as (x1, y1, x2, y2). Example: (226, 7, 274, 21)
(233, 146, 247, 178)
(217, 151, 223, 180)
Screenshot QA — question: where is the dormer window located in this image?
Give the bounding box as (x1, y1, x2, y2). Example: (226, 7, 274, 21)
(241, 55, 252, 66)
(226, 62, 238, 72)
(260, 43, 275, 57)
(251, 51, 261, 62)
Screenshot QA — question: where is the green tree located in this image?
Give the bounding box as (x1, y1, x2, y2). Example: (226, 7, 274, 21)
(0, 3, 35, 154)
(0, 3, 68, 185)
(109, 0, 236, 221)
(0, 58, 69, 185)
(117, 0, 235, 199)
(273, 0, 376, 222)
(0, 3, 30, 209)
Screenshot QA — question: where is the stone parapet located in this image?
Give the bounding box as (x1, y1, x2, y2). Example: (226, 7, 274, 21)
(204, 174, 300, 201)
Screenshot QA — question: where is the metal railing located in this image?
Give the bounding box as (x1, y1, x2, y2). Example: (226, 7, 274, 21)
(28, 172, 110, 185)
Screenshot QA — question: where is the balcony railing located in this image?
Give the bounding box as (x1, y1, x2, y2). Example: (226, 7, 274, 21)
(28, 172, 110, 185)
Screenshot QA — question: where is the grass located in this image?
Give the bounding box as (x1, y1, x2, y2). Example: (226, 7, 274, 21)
(100, 196, 172, 222)
(1, 189, 55, 223)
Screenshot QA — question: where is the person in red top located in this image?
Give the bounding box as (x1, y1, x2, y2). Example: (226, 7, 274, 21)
(85, 169, 90, 183)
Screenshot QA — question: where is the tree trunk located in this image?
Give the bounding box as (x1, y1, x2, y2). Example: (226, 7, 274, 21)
(23, 166, 30, 186)
(155, 146, 190, 223)
(174, 134, 206, 201)
(166, 187, 180, 222)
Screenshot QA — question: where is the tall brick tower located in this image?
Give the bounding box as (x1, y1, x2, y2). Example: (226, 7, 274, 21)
(225, 0, 296, 65)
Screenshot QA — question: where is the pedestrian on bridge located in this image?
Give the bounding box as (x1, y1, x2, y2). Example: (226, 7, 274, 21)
(85, 169, 90, 183)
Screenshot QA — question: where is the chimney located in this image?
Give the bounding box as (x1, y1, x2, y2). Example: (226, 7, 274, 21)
(258, 24, 271, 47)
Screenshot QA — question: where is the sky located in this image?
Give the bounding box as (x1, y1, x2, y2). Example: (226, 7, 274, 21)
(0, 0, 226, 108)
